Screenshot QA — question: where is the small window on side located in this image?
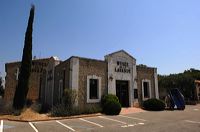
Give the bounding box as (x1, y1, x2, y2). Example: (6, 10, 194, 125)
(89, 79, 98, 99)
(143, 82, 150, 98)
(134, 89, 138, 99)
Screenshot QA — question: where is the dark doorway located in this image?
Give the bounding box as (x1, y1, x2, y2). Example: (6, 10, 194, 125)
(116, 80, 129, 107)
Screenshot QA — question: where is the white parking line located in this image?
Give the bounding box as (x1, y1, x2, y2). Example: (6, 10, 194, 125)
(98, 116, 127, 124)
(121, 122, 145, 128)
(29, 122, 38, 132)
(119, 115, 147, 122)
(0, 120, 3, 132)
(33, 120, 55, 124)
(121, 125, 128, 128)
(138, 123, 145, 125)
(56, 120, 75, 131)
(79, 118, 104, 128)
(185, 120, 200, 124)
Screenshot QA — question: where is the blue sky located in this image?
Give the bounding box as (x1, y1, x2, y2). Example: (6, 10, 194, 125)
(0, 0, 200, 78)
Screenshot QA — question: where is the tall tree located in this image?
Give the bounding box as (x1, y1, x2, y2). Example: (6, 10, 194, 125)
(158, 68, 200, 101)
(13, 5, 35, 110)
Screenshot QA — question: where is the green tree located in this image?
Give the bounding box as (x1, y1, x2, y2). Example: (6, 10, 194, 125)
(158, 68, 200, 101)
(13, 5, 35, 110)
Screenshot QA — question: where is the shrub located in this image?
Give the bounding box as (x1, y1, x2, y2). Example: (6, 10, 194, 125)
(51, 89, 103, 117)
(51, 88, 78, 117)
(13, 109, 22, 116)
(143, 98, 165, 111)
(31, 101, 42, 113)
(104, 100, 121, 115)
(39, 104, 50, 113)
(80, 105, 102, 114)
(26, 99, 33, 107)
(69, 105, 102, 116)
(101, 94, 121, 115)
(101, 94, 119, 107)
(51, 104, 69, 117)
(0, 101, 13, 115)
(51, 105, 102, 117)
(62, 88, 77, 109)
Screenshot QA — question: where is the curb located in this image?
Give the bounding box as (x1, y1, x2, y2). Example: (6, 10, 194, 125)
(0, 108, 147, 122)
(0, 113, 103, 122)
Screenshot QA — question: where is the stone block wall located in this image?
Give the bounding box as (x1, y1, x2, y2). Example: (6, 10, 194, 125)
(53, 59, 70, 105)
(4, 62, 20, 102)
(78, 57, 107, 110)
(136, 65, 156, 105)
(4, 58, 51, 103)
(40, 57, 60, 108)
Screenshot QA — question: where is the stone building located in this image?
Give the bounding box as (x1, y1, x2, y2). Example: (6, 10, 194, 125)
(4, 50, 159, 109)
(4, 57, 58, 104)
(41, 50, 159, 109)
(39, 57, 60, 108)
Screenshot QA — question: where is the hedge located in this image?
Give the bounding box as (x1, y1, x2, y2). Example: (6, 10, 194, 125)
(143, 98, 165, 111)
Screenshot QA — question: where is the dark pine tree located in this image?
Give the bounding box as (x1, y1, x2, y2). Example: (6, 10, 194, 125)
(13, 5, 35, 110)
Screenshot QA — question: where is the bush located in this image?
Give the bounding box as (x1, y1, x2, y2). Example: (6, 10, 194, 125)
(26, 99, 33, 107)
(39, 104, 50, 113)
(51, 89, 77, 117)
(0, 100, 13, 115)
(62, 88, 77, 109)
(70, 105, 102, 116)
(101, 94, 119, 107)
(143, 98, 165, 111)
(80, 105, 102, 115)
(101, 94, 121, 115)
(51, 89, 102, 117)
(104, 100, 121, 115)
(51, 104, 69, 117)
(31, 101, 42, 113)
(51, 105, 102, 117)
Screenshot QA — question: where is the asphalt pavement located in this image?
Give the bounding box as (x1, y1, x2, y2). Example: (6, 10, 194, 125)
(1, 104, 200, 132)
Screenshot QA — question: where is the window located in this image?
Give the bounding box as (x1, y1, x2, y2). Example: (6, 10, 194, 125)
(15, 68, 20, 80)
(143, 82, 149, 98)
(63, 69, 66, 91)
(134, 89, 138, 99)
(58, 80, 63, 103)
(142, 79, 151, 100)
(87, 75, 101, 103)
(89, 79, 98, 99)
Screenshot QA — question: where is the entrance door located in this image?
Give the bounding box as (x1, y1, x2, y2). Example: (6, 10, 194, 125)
(116, 80, 129, 107)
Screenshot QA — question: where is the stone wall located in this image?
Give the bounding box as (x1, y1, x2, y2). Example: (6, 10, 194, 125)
(195, 80, 200, 101)
(53, 58, 70, 105)
(78, 57, 107, 110)
(40, 57, 60, 108)
(5, 50, 159, 110)
(4, 58, 51, 103)
(136, 65, 157, 106)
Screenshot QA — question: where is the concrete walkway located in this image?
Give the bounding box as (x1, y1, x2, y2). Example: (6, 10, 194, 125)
(120, 107, 145, 115)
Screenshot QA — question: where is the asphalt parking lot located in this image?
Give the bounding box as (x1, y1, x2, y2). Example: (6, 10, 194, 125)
(1, 104, 200, 132)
